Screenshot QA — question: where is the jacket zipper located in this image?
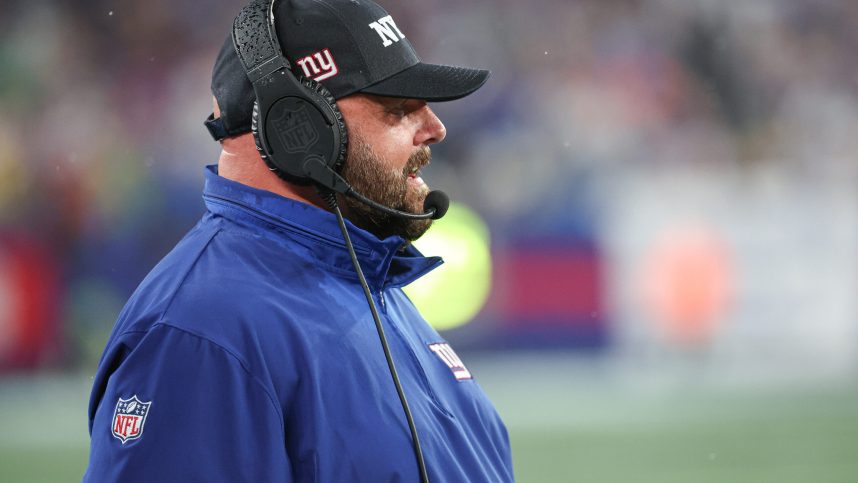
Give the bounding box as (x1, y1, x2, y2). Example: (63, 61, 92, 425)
(377, 291, 387, 313)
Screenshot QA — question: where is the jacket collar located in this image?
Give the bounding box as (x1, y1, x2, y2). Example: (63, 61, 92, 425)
(201, 165, 441, 290)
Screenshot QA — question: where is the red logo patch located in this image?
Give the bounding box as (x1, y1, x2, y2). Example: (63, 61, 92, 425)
(111, 395, 152, 444)
(428, 343, 472, 381)
(295, 48, 339, 82)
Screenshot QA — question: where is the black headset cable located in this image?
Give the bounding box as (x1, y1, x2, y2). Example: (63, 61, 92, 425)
(320, 189, 430, 483)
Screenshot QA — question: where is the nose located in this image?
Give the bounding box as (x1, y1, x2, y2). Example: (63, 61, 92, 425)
(414, 105, 447, 146)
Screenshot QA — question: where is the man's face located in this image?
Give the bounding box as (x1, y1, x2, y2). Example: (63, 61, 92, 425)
(336, 94, 447, 241)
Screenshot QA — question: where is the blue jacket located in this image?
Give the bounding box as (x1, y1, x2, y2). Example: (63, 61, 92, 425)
(83, 165, 513, 482)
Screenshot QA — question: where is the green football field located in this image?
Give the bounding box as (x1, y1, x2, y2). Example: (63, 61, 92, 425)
(2, 356, 857, 482)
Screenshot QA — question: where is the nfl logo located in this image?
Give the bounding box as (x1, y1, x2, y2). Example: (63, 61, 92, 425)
(272, 104, 318, 153)
(112, 395, 152, 444)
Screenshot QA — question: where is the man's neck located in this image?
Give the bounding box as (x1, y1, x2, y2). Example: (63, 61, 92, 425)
(217, 133, 326, 209)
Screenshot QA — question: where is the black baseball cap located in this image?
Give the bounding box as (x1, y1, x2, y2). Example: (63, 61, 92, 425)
(208, 0, 490, 140)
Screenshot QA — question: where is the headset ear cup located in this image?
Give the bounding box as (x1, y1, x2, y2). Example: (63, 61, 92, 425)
(251, 72, 348, 185)
(251, 101, 272, 169)
(299, 76, 348, 172)
(253, 98, 314, 185)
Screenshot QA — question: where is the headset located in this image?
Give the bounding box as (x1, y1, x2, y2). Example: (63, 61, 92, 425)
(230, 1, 437, 481)
(232, 0, 347, 189)
(233, 0, 446, 219)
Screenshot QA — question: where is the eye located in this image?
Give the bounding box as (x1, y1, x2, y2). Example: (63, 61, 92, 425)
(377, 98, 426, 121)
(385, 101, 408, 117)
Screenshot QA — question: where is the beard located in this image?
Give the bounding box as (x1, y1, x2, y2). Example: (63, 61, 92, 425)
(338, 133, 433, 242)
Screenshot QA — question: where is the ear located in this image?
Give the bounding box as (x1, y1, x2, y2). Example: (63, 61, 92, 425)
(213, 96, 222, 119)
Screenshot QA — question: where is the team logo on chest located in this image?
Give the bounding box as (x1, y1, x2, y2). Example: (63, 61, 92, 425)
(111, 395, 152, 444)
(428, 343, 472, 381)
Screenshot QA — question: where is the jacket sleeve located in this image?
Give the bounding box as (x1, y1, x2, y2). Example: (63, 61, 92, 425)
(83, 323, 292, 482)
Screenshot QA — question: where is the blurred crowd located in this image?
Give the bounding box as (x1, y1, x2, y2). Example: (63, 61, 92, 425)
(1, 0, 857, 370)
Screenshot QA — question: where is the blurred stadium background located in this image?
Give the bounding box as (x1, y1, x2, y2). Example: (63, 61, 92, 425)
(2, 0, 858, 481)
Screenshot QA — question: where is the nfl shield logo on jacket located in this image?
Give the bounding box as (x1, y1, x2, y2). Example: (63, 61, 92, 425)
(111, 395, 152, 444)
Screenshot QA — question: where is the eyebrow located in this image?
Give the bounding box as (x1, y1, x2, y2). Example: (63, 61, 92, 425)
(381, 97, 408, 108)
(372, 96, 423, 113)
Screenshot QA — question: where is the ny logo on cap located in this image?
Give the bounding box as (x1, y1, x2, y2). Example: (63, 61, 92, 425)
(296, 49, 339, 82)
(368, 15, 405, 47)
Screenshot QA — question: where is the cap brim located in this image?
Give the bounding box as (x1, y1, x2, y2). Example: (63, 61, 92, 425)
(359, 63, 490, 102)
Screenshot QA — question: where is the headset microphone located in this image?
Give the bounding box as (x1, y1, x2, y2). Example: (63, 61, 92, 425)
(423, 190, 449, 220)
(348, 188, 449, 220)
(303, 157, 449, 220)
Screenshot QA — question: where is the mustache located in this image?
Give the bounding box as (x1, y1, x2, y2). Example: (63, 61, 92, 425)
(402, 146, 432, 177)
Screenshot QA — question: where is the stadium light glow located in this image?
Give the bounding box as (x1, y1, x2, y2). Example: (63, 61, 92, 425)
(404, 202, 492, 331)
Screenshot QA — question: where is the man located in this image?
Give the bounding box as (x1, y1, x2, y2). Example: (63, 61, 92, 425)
(82, 0, 513, 482)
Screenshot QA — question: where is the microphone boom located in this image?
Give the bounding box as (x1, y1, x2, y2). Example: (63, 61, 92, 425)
(303, 157, 450, 221)
(345, 189, 449, 220)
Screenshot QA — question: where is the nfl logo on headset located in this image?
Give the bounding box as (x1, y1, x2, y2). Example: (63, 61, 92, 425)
(112, 395, 152, 444)
(272, 104, 318, 153)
